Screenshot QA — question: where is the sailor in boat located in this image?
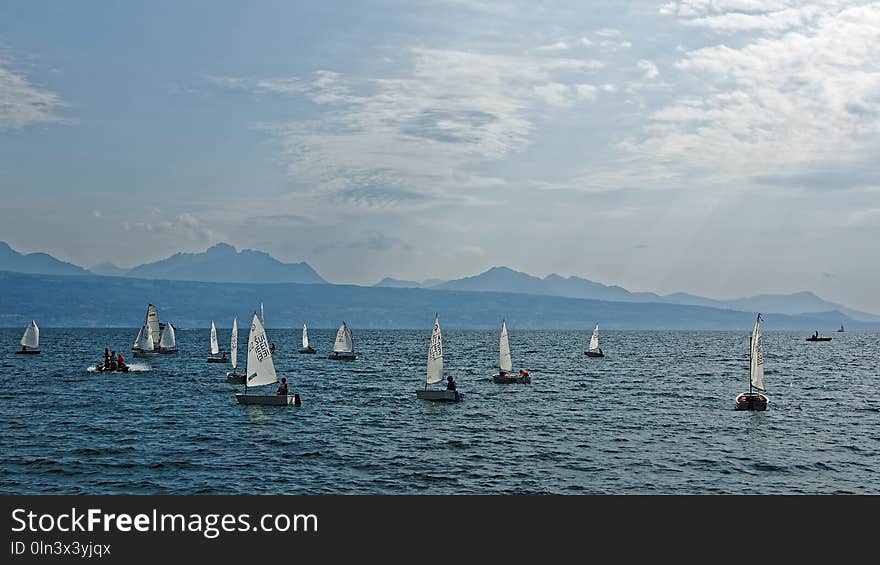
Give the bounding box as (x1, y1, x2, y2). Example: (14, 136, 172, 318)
(116, 352, 128, 371)
(109, 351, 118, 371)
(269, 343, 276, 354)
(446, 376, 457, 391)
(20, 345, 28, 353)
(221, 352, 227, 362)
(498, 370, 508, 379)
(104, 348, 111, 369)
(519, 369, 530, 379)
(277, 377, 289, 395)
(598, 347, 603, 356)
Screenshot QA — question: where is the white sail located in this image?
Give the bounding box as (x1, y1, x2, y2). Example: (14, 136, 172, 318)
(146, 304, 161, 344)
(426, 316, 444, 384)
(231, 317, 238, 370)
(159, 323, 176, 349)
(499, 320, 512, 372)
(589, 323, 599, 351)
(133, 325, 144, 349)
(21, 320, 39, 349)
(210, 320, 219, 355)
(750, 314, 765, 391)
(333, 322, 353, 353)
(139, 324, 154, 351)
(246, 314, 277, 388)
(260, 302, 265, 325)
(302, 324, 310, 348)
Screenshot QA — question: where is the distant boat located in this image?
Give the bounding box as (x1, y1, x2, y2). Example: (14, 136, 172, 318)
(226, 317, 245, 384)
(328, 321, 357, 360)
(15, 320, 40, 354)
(132, 323, 158, 358)
(299, 323, 316, 354)
(585, 323, 604, 357)
(234, 314, 300, 406)
(207, 320, 228, 363)
(416, 315, 463, 402)
(806, 331, 832, 342)
(735, 313, 769, 411)
(493, 320, 530, 384)
(837, 325, 845, 333)
(158, 322, 178, 354)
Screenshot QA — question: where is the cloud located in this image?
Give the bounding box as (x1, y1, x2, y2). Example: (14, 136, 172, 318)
(660, 1, 832, 33)
(136, 213, 219, 242)
(637, 60, 660, 79)
(218, 47, 606, 207)
(0, 57, 66, 129)
(849, 207, 880, 225)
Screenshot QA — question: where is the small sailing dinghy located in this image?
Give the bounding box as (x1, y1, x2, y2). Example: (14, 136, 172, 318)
(735, 313, 769, 411)
(132, 324, 158, 358)
(226, 317, 246, 383)
(207, 320, 228, 363)
(837, 324, 845, 333)
(585, 323, 604, 357)
(416, 315, 463, 402)
(158, 322, 178, 354)
(299, 323, 316, 354)
(328, 321, 357, 360)
(493, 320, 530, 383)
(15, 320, 40, 354)
(235, 314, 300, 406)
(805, 331, 832, 342)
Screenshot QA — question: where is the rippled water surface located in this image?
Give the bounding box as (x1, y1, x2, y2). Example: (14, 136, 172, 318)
(2, 327, 879, 494)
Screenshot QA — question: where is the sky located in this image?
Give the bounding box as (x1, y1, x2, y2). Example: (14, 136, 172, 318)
(1, 0, 879, 312)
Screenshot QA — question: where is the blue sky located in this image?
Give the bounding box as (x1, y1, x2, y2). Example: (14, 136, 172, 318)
(2, 1, 879, 312)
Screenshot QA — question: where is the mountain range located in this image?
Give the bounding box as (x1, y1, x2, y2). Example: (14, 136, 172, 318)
(0, 241, 876, 322)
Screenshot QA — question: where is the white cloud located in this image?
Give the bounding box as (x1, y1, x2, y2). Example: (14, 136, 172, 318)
(0, 58, 66, 129)
(637, 60, 660, 79)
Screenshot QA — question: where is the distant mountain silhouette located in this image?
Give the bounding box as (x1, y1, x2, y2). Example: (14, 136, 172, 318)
(0, 241, 89, 276)
(373, 277, 447, 288)
(433, 266, 880, 322)
(89, 262, 129, 277)
(123, 243, 327, 284)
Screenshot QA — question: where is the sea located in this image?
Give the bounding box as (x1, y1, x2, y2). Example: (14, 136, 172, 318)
(1, 327, 878, 494)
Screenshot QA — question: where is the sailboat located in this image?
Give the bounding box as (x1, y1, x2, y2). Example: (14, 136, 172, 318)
(132, 323, 157, 358)
(416, 315, 463, 402)
(493, 320, 530, 383)
(735, 313, 769, 411)
(328, 321, 357, 360)
(585, 323, 604, 357)
(226, 317, 246, 383)
(207, 320, 228, 363)
(837, 324, 845, 333)
(158, 322, 178, 354)
(805, 331, 832, 342)
(299, 323, 316, 354)
(234, 314, 300, 406)
(15, 320, 40, 354)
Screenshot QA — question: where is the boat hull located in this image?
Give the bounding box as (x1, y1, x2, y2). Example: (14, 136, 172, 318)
(159, 348, 178, 354)
(735, 393, 768, 411)
(416, 389, 464, 402)
(207, 357, 228, 363)
(132, 351, 159, 358)
(328, 352, 357, 360)
(95, 366, 130, 373)
(235, 393, 300, 406)
(805, 337, 832, 342)
(225, 372, 246, 384)
(14, 350, 40, 355)
(493, 374, 530, 384)
(299, 347, 316, 354)
(585, 351, 604, 357)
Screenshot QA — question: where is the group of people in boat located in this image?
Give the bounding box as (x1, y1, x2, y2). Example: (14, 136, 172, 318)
(98, 347, 128, 372)
(497, 369, 530, 380)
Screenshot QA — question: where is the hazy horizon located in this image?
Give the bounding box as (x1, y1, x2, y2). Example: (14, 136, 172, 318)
(2, 1, 879, 312)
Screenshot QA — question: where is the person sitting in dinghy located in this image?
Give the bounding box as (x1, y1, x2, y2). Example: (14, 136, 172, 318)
(498, 370, 508, 379)
(116, 352, 127, 371)
(276, 377, 289, 396)
(519, 369, 529, 378)
(446, 376, 457, 391)
(109, 351, 118, 371)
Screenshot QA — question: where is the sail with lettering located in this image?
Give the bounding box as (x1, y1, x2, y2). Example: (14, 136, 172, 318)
(735, 313, 769, 411)
(17, 320, 40, 354)
(328, 321, 357, 359)
(146, 304, 161, 345)
(426, 315, 444, 385)
(138, 324, 154, 351)
(499, 320, 512, 372)
(230, 317, 238, 370)
(246, 314, 277, 388)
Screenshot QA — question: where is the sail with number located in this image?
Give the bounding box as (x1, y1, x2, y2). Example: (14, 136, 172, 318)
(210, 320, 219, 355)
(499, 320, 512, 372)
(333, 322, 354, 353)
(750, 314, 765, 391)
(146, 304, 161, 344)
(427, 315, 444, 384)
(21, 320, 39, 349)
(231, 317, 238, 370)
(159, 323, 176, 349)
(246, 314, 277, 388)
(589, 323, 600, 351)
(302, 324, 310, 349)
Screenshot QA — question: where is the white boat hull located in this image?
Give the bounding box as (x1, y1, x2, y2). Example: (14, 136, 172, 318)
(235, 393, 301, 406)
(416, 389, 464, 402)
